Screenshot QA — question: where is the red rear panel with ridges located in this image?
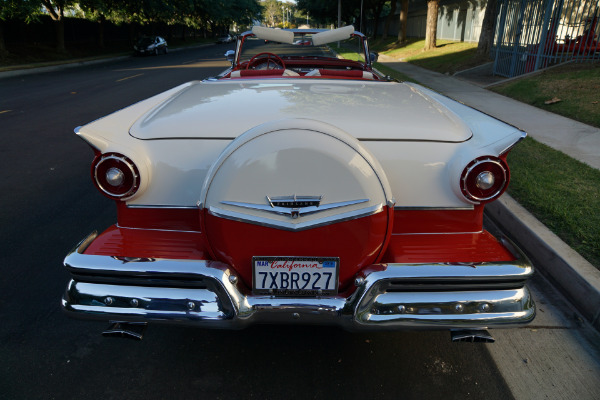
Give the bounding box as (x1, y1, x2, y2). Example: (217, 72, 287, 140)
(382, 231, 515, 264)
(84, 225, 208, 260)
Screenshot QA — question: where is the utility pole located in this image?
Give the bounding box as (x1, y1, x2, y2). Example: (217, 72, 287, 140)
(360, 0, 364, 33)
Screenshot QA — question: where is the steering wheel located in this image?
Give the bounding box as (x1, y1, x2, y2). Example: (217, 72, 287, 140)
(246, 52, 286, 70)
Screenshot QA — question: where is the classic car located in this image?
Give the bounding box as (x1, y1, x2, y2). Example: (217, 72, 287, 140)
(63, 26, 535, 341)
(133, 35, 168, 56)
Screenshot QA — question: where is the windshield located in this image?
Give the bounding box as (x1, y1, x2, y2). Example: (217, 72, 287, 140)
(239, 33, 366, 65)
(137, 37, 154, 46)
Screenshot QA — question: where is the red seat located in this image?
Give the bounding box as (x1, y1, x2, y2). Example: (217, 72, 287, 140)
(230, 69, 284, 78)
(318, 69, 364, 78)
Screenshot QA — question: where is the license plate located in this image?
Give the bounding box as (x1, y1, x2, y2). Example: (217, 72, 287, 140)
(252, 256, 339, 296)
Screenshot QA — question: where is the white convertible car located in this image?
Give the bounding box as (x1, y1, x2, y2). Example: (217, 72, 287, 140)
(63, 26, 535, 341)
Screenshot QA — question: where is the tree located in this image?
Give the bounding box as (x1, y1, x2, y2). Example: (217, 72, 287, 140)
(382, 0, 397, 41)
(297, 0, 361, 27)
(424, 0, 439, 50)
(41, 0, 77, 52)
(477, 0, 498, 57)
(369, 0, 387, 38)
(397, 0, 408, 42)
(77, 0, 130, 48)
(0, 0, 40, 55)
(262, 0, 281, 27)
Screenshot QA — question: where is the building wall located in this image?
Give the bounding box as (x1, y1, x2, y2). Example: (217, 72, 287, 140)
(378, 0, 488, 43)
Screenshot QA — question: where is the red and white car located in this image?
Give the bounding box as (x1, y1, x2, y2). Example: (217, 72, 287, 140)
(63, 26, 535, 341)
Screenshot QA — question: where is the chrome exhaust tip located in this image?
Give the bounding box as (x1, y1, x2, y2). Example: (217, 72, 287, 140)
(450, 329, 495, 343)
(102, 321, 147, 340)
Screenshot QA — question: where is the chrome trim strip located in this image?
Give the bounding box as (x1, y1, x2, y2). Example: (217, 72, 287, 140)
(394, 206, 475, 211)
(500, 131, 527, 156)
(74, 126, 101, 151)
(65, 253, 533, 283)
(208, 203, 384, 231)
(126, 204, 199, 210)
(221, 199, 368, 218)
(391, 230, 484, 236)
(114, 224, 201, 234)
(62, 232, 535, 329)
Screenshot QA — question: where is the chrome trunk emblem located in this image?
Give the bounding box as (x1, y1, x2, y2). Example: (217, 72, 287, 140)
(221, 195, 368, 219)
(267, 195, 322, 209)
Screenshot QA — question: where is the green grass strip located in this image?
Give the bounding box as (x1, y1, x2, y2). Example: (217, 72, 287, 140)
(491, 64, 600, 128)
(508, 137, 600, 267)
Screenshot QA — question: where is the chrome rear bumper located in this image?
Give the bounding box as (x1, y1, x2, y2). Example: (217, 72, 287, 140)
(62, 232, 535, 330)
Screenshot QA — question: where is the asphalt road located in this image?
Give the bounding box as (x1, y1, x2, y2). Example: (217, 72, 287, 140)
(0, 44, 515, 399)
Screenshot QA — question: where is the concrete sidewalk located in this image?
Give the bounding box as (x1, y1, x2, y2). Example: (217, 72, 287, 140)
(380, 60, 600, 170)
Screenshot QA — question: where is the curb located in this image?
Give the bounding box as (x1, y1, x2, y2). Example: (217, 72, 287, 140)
(486, 194, 600, 331)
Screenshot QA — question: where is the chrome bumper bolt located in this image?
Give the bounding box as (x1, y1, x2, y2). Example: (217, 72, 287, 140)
(228, 275, 238, 285)
(480, 303, 491, 312)
(455, 304, 464, 312)
(354, 277, 365, 286)
(397, 305, 406, 314)
(104, 297, 114, 306)
(130, 299, 139, 307)
(187, 301, 195, 311)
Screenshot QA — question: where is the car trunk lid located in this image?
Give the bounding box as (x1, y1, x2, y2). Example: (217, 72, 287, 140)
(129, 79, 472, 142)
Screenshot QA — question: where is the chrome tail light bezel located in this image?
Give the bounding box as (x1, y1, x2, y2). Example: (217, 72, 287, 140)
(460, 156, 509, 203)
(92, 152, 140, 200)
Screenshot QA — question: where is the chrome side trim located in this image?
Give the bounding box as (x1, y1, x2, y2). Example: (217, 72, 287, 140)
(114, 225, 202, 234)
(74, 126, 101, 152)
(221, 198, 368, 219)
(126, 204, 199, 210)
(208, 203, 384, 231)
(499, 131, 527, 156)
(391, 231, 484, 236)
(394, 206, 475, 211)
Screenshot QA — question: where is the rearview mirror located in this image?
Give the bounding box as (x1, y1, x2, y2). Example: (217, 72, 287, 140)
(370, 52, 379, 63)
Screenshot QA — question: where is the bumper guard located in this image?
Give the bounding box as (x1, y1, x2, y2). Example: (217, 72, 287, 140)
(62, 232, 535, 330)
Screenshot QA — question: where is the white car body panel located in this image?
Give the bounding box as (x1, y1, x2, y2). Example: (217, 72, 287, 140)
(76, 80, 524, 209)
(129, 80, 472, 142)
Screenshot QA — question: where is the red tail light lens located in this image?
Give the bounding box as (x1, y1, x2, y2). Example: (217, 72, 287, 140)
(460, 156, 509, 203)
(92, 153, 140, 200)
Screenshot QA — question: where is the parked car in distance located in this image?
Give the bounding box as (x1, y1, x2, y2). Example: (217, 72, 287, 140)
(133, 36, 168, 56)
(63, 26, 535, 342)
(217, 34, 234, 44)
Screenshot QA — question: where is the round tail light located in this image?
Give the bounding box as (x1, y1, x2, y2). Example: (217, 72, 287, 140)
(460, 156, 509, 203)
(92, 153, 140, 200)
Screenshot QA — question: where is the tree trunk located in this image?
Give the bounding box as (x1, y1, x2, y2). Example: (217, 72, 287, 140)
(382, 0, 397, 40)
(398, 0, 409, 42)
(129, 23, 136, 46)
(424, 0, 439, 50)
(372, 2, 385, 39)
(98, 15, 105, 48)
(477, 0, 498, 57)
(0, 20, 7, 58)
(55, 18, 66, 53)
(42, 1, 66, 52)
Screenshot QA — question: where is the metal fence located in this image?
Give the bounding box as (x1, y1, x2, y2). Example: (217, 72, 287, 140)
(492, 0, 600, 77)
